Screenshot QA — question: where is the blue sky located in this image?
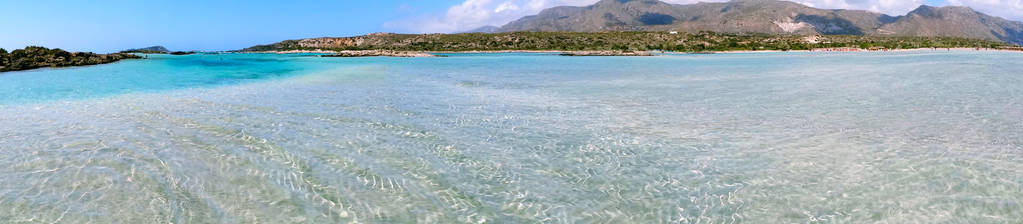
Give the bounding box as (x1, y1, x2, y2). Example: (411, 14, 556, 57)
(0, 0, 460, 52)
(2, 0, 1018, 53)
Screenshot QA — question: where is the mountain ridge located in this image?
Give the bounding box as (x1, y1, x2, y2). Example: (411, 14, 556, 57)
(481, 0, 1023, 44)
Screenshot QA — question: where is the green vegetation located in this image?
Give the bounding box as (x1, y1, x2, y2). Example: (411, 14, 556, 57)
(242, 32, 1012, 53)
(0, 46, 142, 72)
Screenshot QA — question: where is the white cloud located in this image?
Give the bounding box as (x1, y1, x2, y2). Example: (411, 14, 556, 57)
(384, 0, 715, 33)
(495, 1, 521, 13)
(947, 0, 1023, 20)
(788, 0, 925, 15)
(386, 0, 1020, 33)
(385, 0, 594, 33)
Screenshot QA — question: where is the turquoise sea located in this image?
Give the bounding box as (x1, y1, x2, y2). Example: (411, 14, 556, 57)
(1, 52, 1022, 223)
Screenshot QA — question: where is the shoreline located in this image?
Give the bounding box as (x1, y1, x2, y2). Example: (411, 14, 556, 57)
(244, 49, 657, 57)
(320, 50, 437, 57)
(244, 49, 339, 54)
(712, 47, 1023, 54)
(246, 47, 1022, 57)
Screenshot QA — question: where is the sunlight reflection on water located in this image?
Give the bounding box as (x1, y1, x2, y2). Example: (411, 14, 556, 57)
(1, 51, 1022, 223)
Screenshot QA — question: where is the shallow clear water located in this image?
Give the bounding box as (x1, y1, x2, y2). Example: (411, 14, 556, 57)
(1, 52, 1022, 223)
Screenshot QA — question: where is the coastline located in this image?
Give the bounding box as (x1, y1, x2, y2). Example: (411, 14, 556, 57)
(245, 49, 660, 57)
(321, 50, 437, 57)
(560, 51, 654, 56)
(245, 47, 1023, 57)
(245, 49, 340, 54)
(241, 49, 437, 57)
(712, 47, 1023, 54)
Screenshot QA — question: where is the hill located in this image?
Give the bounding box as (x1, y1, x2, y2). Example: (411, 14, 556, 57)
(490, 0, 1023, 44)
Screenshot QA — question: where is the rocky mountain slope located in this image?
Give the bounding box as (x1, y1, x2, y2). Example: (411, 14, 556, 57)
(880, 5, 1023, 44)
(490, 0, 1023, 44)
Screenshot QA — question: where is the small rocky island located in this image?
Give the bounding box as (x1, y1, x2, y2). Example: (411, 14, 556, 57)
(120, 46, 170, 54)
(0, 46, 141, 72)
(121, 46, 197, 55)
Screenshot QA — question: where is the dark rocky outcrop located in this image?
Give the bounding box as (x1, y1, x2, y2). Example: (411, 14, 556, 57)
(0, 48, 8, 71)
(0, 46, 141, 72)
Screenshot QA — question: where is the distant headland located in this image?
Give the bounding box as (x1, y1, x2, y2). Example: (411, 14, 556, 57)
(239, 31, 1016, 57)
(239, 0, 1023, 57)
